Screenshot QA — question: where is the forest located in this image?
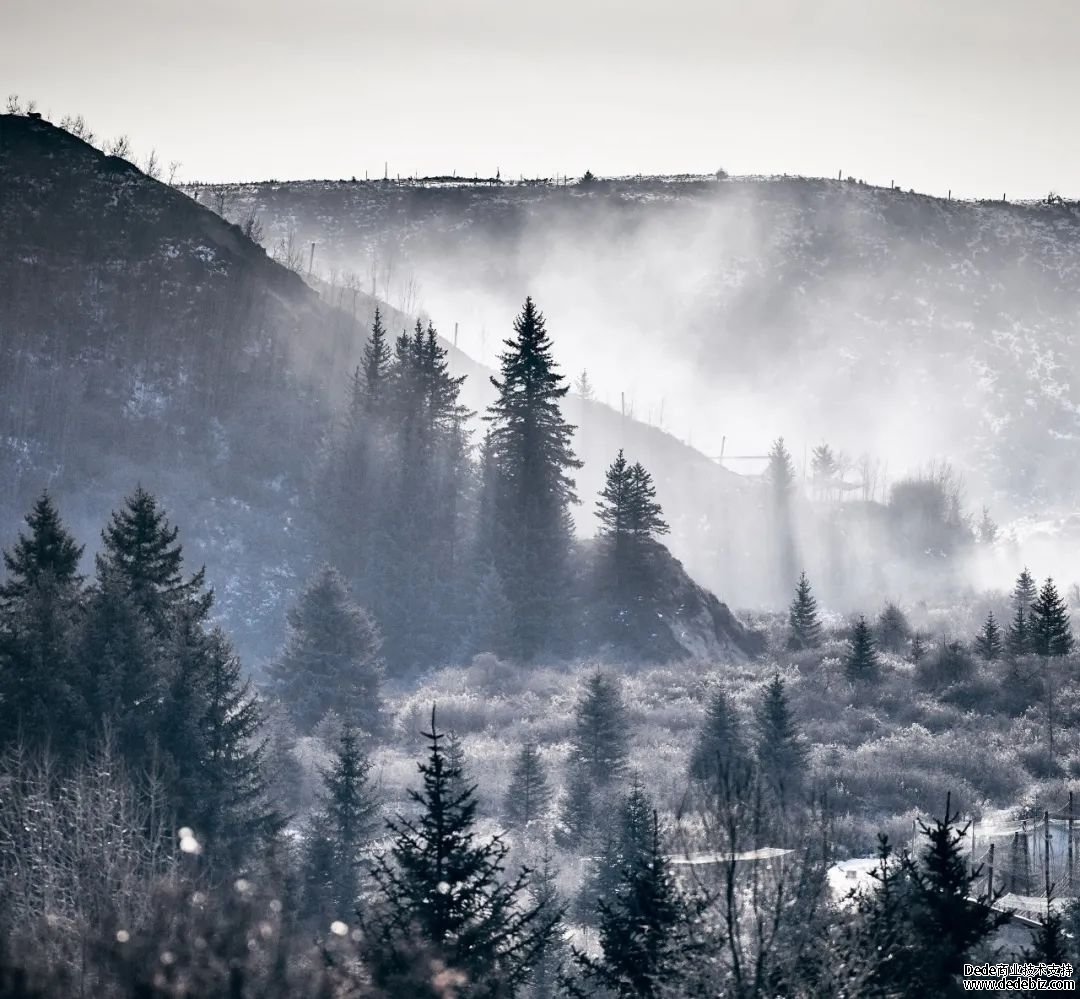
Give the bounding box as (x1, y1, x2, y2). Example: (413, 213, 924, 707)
(3, 104, 1080, 998)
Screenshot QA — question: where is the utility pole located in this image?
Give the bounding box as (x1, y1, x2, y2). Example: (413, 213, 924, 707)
(1045, 810, 1052, 901)
(308, 242, 316, 277)
(453, 322, 458, 348)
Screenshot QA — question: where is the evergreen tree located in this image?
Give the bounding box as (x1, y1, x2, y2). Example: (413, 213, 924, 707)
(1005, 568, 1039, 658)
(573, 369, 595, 401)
(576, 779, 654, 927)
(626, 463, 668, 543)
(555, 765, 596, 850)
(902, 794, 1009, 993)
(1030, 577, 1073, 658)
(844, 616, 880, 683)
(305, 724, 379, 918)
(268, 565, 383, 734)
(977, 506, 998, 545)
(361, 306, 392, 412)
(0, 492, 83, 603)
(754, 673, 807, 807)
(466, 565, 514, 657)
(570, 813, 699, 999)
(570, 672, 630, 787)
(504, 742, 553, 827)
(0, 494, 87, 754)
(687, 686, 747, 785)
(974, 610, 1003, 661)
(365, 708, 559, 997)
(787, 571, 823, 650)
(96, 486, 211, 636)
(910, 632, 928, 665)
(1006, 604, 1029, 658)
(1015, 567, 1038, 611)
(766, 437, 798, 600)
(196, 627, 277, 855)
(483, 297, 582, 656)
(596, 450, 633, 550)
(1027, 900, 1072, 968)
(526, 849, 571, 999)
(876, 602, 910, 654)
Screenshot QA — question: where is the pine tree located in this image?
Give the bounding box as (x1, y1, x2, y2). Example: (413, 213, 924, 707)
(845, 616, 880, 683)
(268, 565, 383, 734)
(573, 369, 595, 401)
(570, 813, 700, 999)
(96, 486, 211, 635)
(974, 610, 1003, 661)
(767, 437, 796, 499)
(910, 632, 928, 665)
(504, 742, 553, 827)
(570, 672, 630, 787)
(787, 571, 823, 650)
(754, 673, 807, 807)
(365, 708, 559, 996)
(0, 493, 87, 754)
(1031, 577, 1073, 657)
(977, 506, 998, 545)
(306, 724, 379, 918)
(688, 686, 747, 785)
(876, 602, 910, 654)
(596, 450, 633, 549)
(483, 297, 582, 656)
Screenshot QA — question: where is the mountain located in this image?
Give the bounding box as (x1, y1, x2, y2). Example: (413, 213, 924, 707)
(0, 114, 759, 665)
(199, 173, 1080, 513)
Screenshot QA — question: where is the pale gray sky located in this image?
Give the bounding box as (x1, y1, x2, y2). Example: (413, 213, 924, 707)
(7, 0, 1078, 196)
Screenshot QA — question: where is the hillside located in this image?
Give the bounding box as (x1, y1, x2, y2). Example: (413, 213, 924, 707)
(0, 114, 757, 664)
(198, 174, 1080, 513)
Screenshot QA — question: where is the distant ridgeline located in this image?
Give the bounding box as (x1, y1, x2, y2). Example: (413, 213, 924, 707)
(0, 112, 760, 671)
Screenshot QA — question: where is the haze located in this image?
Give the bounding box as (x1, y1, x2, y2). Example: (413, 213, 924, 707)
(8, 0, 1079, 198)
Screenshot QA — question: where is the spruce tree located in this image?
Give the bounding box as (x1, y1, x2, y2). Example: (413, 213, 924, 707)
(570, 671, 630, 787)
(576, 779, 654, 927)
(571, 813, 700, 999)
(96, 486, 211, 635)
(787, 571, 823, 650)
(306, 723, 379, 918)
(910, 632, 928, 665)
(974, 610, 1003, 661)
(361, 306, 392, 412)
(1030, 577, 1073, 658)
(1015, 567, 1038, 610)
(196, 627, 277, 855)
(526, 849, 571, 999)
(555, 765, 596, 849)
(597, 450, 633, 555)
(902, 794, 1009, 993)
(0, 493, 87, 754)
(876, 602, 910, 654)
(466, 565, 514, 657)
(483, 297, 582, 656)
(1006, 602, 1030, 658)
(504, 742, 553, 827)
(626, 462, 669, 543)
(688, 686, 747, 785)
(754, 673, 807, 807)
(845, 616, 880, 683)
(365, 708, 559, 997)
(269, 565, 383, 734)
(767, 437, 798, 599)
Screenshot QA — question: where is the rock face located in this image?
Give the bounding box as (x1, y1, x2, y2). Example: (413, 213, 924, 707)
(575, 539, 765, 663)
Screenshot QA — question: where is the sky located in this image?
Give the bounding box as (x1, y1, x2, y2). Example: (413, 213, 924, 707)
(6, 0, 1079, 197)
